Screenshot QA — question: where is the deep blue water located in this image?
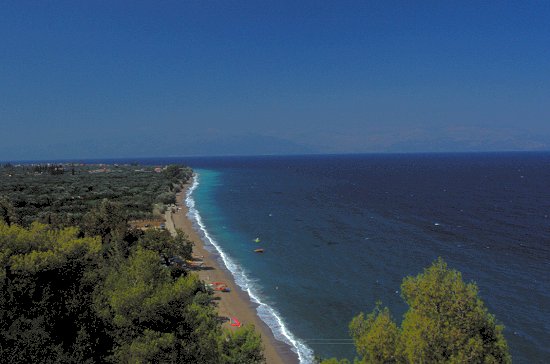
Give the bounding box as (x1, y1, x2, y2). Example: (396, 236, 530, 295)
(16, 153, 550, 362)
(183, 153, 550, 363)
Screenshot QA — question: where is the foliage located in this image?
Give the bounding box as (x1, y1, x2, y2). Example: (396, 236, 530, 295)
(99, 245, 263, 363)
(112, 329, 177, 363)
(0, 222, 105, 363)
(322, 258, 511, 364)
(81, 199, 128, 244)
(139, 228, 193, 263)
(163, 164, 193, 182)
(0, 162, 265, 363)
(349, 305, 400, 363)
(158, 191, 176, 205)
(221, 324, 266, 364)
(0, 196, 18, 226)
(0, 220, 265, 363)
(99, 246, 199, 328)
(31, 164, 65, 175)
(0, 163, 191, 228)
(398, 258, 510, 363)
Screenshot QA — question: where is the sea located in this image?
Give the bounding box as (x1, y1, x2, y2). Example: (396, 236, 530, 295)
(35, 153, 550, 363)
(182, 153, 550, 364)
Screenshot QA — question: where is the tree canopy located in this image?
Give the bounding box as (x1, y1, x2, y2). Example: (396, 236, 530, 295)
(322, 258, 511, 364)
(0, 163, 192, 227)
(0, 222, 104, 363)
(0, 196, 18, 226)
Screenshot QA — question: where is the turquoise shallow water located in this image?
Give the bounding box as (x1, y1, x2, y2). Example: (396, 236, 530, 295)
(183, 153, 550, 363)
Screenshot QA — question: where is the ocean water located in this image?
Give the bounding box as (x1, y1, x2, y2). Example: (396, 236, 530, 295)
(182, 153, 550, 364)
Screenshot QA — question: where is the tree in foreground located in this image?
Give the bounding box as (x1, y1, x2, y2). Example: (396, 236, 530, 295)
(221, 324, 266, 364)
(0, 222, 104, 363)
(322, 258, 511, 364)
(99, 246, 264, 363)
(0, 222, 265, 363)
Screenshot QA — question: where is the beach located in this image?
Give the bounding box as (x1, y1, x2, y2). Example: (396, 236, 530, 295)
(165, 183, 299, 364)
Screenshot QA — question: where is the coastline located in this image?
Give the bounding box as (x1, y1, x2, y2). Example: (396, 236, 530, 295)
(165, 179, 300, 364)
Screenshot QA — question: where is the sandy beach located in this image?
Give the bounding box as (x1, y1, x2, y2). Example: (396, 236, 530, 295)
(165, 183, 299, 364)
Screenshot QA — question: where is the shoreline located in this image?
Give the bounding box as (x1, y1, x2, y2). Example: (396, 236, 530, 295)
(165, 180, 300, 364)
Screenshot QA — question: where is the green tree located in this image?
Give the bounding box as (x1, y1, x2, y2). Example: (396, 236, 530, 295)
(138, 228, 194, 265)
(163, 164, 192, 182)
(221, 324, 265, 364)
(158, 191, 176, 205)
(81, 199, 128, 244)
(98, 247, 195, 328)
(349, 305, 401, 363)
(398, 258, 510, 363)
(97, 246, 224, 363)
(0, 222, 105, 363)
(112, 329, 177, 363)
(0, 196, 18, 226)
(322, 258, 511, 364)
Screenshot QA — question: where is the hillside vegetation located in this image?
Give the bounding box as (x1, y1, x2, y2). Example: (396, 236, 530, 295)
(0, 163, 264, 363)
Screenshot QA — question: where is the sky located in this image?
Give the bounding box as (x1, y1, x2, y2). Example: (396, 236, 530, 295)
(1, 1, 549, 160)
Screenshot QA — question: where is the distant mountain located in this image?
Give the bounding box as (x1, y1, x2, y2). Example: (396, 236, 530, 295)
(1, 126, 548, 161)
(0, 133, 318, 161)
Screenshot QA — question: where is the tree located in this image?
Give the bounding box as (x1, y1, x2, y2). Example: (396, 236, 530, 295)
(112, 329, 177, 363)
(138, 228, 194, 265)
(221, 324, 265, 364)
(163, 164, 192, 182)
(98, 247, 193, 328)
(96, 246, 265, 363)
(81, 199, 128, 244)
(0, 222, 105, 363)
(0, 196, 18, 226)
(322, 258, 511, 364)
(158, 191, 176, 205)
(98, 246, 219, 362)
(349, 304, 401, 363)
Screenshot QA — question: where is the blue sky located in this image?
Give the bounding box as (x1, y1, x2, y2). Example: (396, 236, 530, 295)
(1, 1, 549, 159)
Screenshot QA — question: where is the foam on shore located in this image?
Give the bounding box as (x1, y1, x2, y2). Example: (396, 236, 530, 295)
(185, 173, 314, 364)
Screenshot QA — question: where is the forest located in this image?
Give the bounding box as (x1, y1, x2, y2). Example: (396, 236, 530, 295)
(0, 163, 264, 363)
(0, 163, 193, 227)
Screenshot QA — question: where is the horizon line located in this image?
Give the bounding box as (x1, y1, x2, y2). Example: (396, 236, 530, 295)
(3, 149, 550, 165)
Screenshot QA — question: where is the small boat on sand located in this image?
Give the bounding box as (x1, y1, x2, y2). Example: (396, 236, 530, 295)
(254, 248, 264, 253)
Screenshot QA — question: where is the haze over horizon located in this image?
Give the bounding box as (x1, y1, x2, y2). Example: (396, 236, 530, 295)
(1, 1, 549, 160)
